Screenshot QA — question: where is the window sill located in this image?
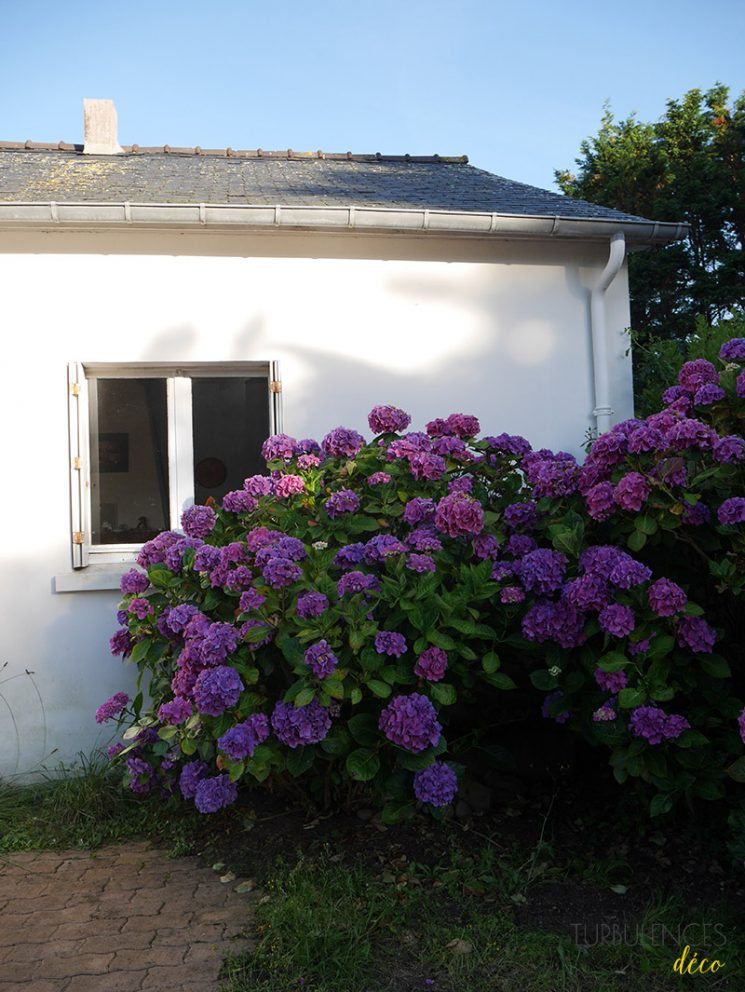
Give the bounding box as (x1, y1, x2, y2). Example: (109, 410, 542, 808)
(54, 565, 130, 593)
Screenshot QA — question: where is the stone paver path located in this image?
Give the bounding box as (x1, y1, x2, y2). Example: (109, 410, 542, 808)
(0, 841, 256, 991)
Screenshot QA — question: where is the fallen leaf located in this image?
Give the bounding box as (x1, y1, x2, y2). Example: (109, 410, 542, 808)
(235, 880, 256, 894)
(220, 871, 236, 884)
(446, 938, 473, 955)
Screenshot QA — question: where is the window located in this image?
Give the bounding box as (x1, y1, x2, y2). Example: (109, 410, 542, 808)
(67, 362, 281, 567)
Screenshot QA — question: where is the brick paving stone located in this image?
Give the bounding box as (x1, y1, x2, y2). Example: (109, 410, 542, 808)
(0, 841, 256, 990)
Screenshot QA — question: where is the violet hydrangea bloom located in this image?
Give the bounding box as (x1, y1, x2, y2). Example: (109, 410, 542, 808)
(368, 405, 412, 434)
(325, 489, 361, 518)
(379, 693, 441, 752)
(109, 629, 133, 657)
(193, 666, 244, 717)
(408, 452, 447, 481)
(598, 604, 636, 638)
(713, 436, 745, 464)
(274, 474, 306, 498)
(333, 543, 365, 568)
(738, 708, 745, 745)
(427, 413, 480, 438)
(676, 616, 717, 654)
(500, 585, 525, 604)
(515, 548, 567, 595)
(406, 553, 436, 573)
(720, 338, 745, 362)
(414, 646, 448, 681)
(297, 453, 321, 470)
(222, 490, 259, 513)
(304, 640, 338, 678)
(337, 571, 380, 597)
(158, 697, 193, 725)
(239, 588, 267, 612)
(262, 557, 303, 589)
(403, 497, 435, 525)
(126, 757, 154, 795)
(473, 533, 500, 560)
(484, 433, 532, 457)
(261, 434, 297, 461)
(614, 472, 651, 512)
(179, 760, 208, 799)
(375, 631, 407, 657)
(503, 501, 539, 530)
(647, 578, 687, 617)
(524, 454, 580, 498)
(682, 501, 711, 527)
(522, 599, 586, 650)
(193, 544, 221, 572)
(218, 713, 270, 760)
(128, 597, 153, 620)
(434, 492, 484, 538)
(271, 699, 332, 748)
(368, 471, 392, 485)
(95, 692, 129, 724)
(413, 762, 458, 807)
(197, 623, 240, 665)
(194, 774, 238, 813)
(244, 474, 274, 497)
(120, 569, 149, 594)
(718, 497, 745, 525)
(594, 668, 628, 693)
(694, 384, 726, 406)
(629, 706, 690, 745)
(364, 535, 406, 563)
(564, 573, 612, 612)
(678, 359, 719, 393)
(322, 427, 365, 458)
(296, 591, 329, 619)
(737, 370, 745, 398)
(181, 504, 217, 539)
(506, 534, 536, 557)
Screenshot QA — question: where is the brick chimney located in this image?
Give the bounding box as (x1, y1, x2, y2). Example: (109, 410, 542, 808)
(83, 99, 124, 155)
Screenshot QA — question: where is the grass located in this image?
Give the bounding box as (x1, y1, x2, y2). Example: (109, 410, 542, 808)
(219, 857, 742, 992)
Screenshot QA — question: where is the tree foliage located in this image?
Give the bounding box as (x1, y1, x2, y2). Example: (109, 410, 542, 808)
(556, 85, 745, 343)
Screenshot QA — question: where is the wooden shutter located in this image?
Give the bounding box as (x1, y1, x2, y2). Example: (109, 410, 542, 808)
(67, 362, 90, 568)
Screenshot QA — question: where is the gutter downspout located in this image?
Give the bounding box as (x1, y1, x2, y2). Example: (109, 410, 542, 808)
(590, 232, 626, 435)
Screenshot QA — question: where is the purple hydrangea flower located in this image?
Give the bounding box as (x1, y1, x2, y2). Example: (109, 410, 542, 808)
(222, 490, 259, 513)
(408, 452, 447, 481)
(322, 427, 365, 458)
(136, 530, 181, 568)
(484, 433, 532, 457)
(179, 760, 208, 799)
(271, 699, 332, 748)
(432, 436, 469, 460)
(676, 616, 717, 654)
(304, 640, 338, 679)
(274, 475, 306, 498)
(473, 533, 500, 560)
(586, 482, 616, 522)
(262, 557, 303, 589)
(648, 578, 687, 617)
(403, 498, 435, 525)
(718, 497, 745, 525)
(109, 629, 133, 657)
(379, 693, 441, 752)
(120, 569, 149, 594)
(434, 493, 484, 538)
(738, 708, 745, 744)
(694, 384, 726, 406)
(665, 418, 717, 450)
(406, 553, 436, 573)
(720, 338, 745, 362)
(164, 537, 203, 573)
(524, 454, 580, 499)
(158, 697, 193, 725)
(197, 623, 240, 665)
(126, 756, 154, 795)
(244, 475, 274, 497)
(218, 713, 270, 760)
(406, 527, 443, 553)
(629, 706, 690, 745)
(542, 690, 570, 724)
(334, 543, 366, 568)
(368, 405, 412, 434)
(627, 425, 665, 454)
(598, 604, 636, 638)
(296, 438, 321, 456)
(448, 476, 473, 493)
(128, 597, 153, 620)
(364, 535, 406, 563)
(500, 585, 525, 604)
(593, 701, 618, 722)
(506, 534, 537, 557)
(325, 489, 361, 518)
(594, 668, 628, 693)
(426, 413, 480, 439)
(503, 502, 539, 530)
(522, 599, 586, 650)
(564, 574, 612, 612)
(261, 434, 297, 461)
(375, 631, 407, 657)
(713, 436, 745, 464)
(95, 692, 129, 724)
(337, 571, 380, 596)
(368, 471, 392, 485)
(663, 385, 687, 406)
(107, 742, 125, 760)
(296, 591, 329, 619)
(682, 501, 711, 526)
(297, 453, 321, 470)
(737, 370, 745, 398)
(181, 505, 217, 539)
(614, 473, 651, 513)
(194, 774, 238, 813)
(414, 647, 448, 682)
(581, 546, 651, 589)
(193, 666, 244, 717)
(239, 588, 267, 612)
(413, 762, 457, 807)
(678, 359, 719, 393)
(516, 548, 567, 595)
(193, 544, 221, 572)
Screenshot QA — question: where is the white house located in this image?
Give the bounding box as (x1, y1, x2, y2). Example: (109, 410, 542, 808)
(0, 101, 686, 778)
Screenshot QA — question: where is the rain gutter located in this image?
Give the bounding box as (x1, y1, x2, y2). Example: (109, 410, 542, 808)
(591, 232, 627, 434)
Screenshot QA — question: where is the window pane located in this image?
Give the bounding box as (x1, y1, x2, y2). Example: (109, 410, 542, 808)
(192, 378, 270, 505)
(90, 379, 170, 544)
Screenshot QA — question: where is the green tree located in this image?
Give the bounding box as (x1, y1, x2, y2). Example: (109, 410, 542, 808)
(556, 85, 745, 344)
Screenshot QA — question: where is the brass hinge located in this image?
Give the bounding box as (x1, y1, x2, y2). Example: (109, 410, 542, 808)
(270, 380, 282, 394)
(72, 531, 85, 545)
(70, 383, 81, 397)
(72, 456, 82, 471)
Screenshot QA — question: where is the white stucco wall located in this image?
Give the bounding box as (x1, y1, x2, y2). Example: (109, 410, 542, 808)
(0, 229, 633, 778)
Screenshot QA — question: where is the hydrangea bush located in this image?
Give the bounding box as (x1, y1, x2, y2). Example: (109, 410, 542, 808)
(101, 347, 745, 832)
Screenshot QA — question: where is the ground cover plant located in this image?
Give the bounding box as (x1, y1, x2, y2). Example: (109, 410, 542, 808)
(100, 337, 744, 854)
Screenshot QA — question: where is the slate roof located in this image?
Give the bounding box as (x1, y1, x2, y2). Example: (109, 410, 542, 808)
(0, 144, 648, 223)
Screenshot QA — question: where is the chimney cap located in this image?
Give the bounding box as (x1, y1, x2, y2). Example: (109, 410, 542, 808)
(83, 99, 123, 156)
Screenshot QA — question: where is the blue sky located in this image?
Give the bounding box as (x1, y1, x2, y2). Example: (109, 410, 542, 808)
(2, 0, 744, 191)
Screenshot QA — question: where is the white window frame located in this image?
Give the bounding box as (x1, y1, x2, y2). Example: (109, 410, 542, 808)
(67, 360, 281, 569)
